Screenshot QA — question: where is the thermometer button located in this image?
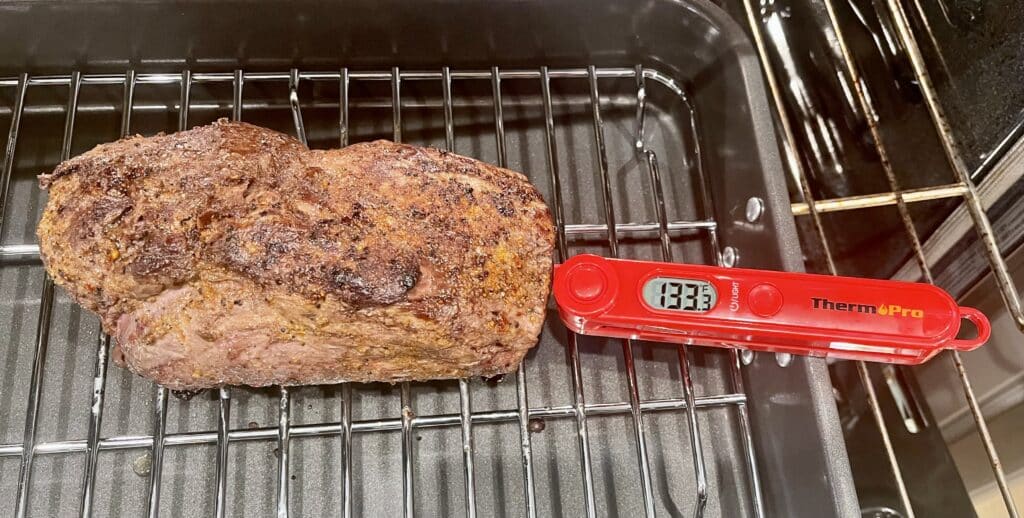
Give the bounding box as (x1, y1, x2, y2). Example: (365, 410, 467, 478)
(748, 283, 784, 317)
(567, 264, 607, 302)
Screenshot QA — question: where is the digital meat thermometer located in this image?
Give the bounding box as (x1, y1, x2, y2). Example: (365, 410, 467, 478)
(553, 254, 990, 365)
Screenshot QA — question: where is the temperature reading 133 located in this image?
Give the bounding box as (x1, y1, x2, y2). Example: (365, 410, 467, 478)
(642, 277, 718, 313)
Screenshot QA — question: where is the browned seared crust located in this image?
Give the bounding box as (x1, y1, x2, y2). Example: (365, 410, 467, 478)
(37, 119, 554, 389)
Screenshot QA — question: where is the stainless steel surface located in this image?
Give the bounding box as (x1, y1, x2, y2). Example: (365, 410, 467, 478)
(0, 2, 857, 514)
(214, 387, 230, 518)
(632, 66, 669, 518)
(595, 65, 654, 518)
(338, 382, 353, 518)
(387, 68, 418, 518)
(790, 183, 968, 216)
(453, 68, 479, 518)
(80, 332, 110, 518)
(0, 73, 26, 235)
(400, 382, 414, 518)
(0, 395, 753, 453)
(146, 387, 168, 518)
(495, 73, 540, 518)
(12, 69, 78, 518)
(457, 380, 477, 518)
(276, 387, 291, 518)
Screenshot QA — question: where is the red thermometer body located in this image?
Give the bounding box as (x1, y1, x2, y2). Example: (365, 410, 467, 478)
(553, 254, 990, 365)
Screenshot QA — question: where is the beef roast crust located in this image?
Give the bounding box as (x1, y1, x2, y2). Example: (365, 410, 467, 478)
(37, 119, 554, 389)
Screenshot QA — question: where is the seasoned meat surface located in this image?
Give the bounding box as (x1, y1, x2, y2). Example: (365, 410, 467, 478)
(37, 120, 554, 389)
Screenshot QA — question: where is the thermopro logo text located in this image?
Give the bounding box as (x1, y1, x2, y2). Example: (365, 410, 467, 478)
(811, 297, 924, 319)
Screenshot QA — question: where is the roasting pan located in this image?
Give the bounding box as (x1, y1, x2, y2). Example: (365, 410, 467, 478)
(0, 1, 858, 516)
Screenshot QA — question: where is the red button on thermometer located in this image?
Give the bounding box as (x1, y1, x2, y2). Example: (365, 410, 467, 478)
(553, 254, 990, 365)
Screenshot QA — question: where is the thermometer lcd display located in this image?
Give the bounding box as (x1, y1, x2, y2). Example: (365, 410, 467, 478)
(642, 277, 717, 312)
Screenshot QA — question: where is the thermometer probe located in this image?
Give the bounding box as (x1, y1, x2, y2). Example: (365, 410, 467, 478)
(553, 254, 990, 365)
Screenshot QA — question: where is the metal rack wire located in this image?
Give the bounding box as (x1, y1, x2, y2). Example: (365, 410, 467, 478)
(0, 65, 769, 517)
(742, 0, 1023, 516)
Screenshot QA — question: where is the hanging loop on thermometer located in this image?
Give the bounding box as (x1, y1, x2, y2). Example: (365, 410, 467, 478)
(553, 254, 990, 365)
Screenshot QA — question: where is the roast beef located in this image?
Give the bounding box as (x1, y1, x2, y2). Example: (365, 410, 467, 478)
(37, 119, 554, 390)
